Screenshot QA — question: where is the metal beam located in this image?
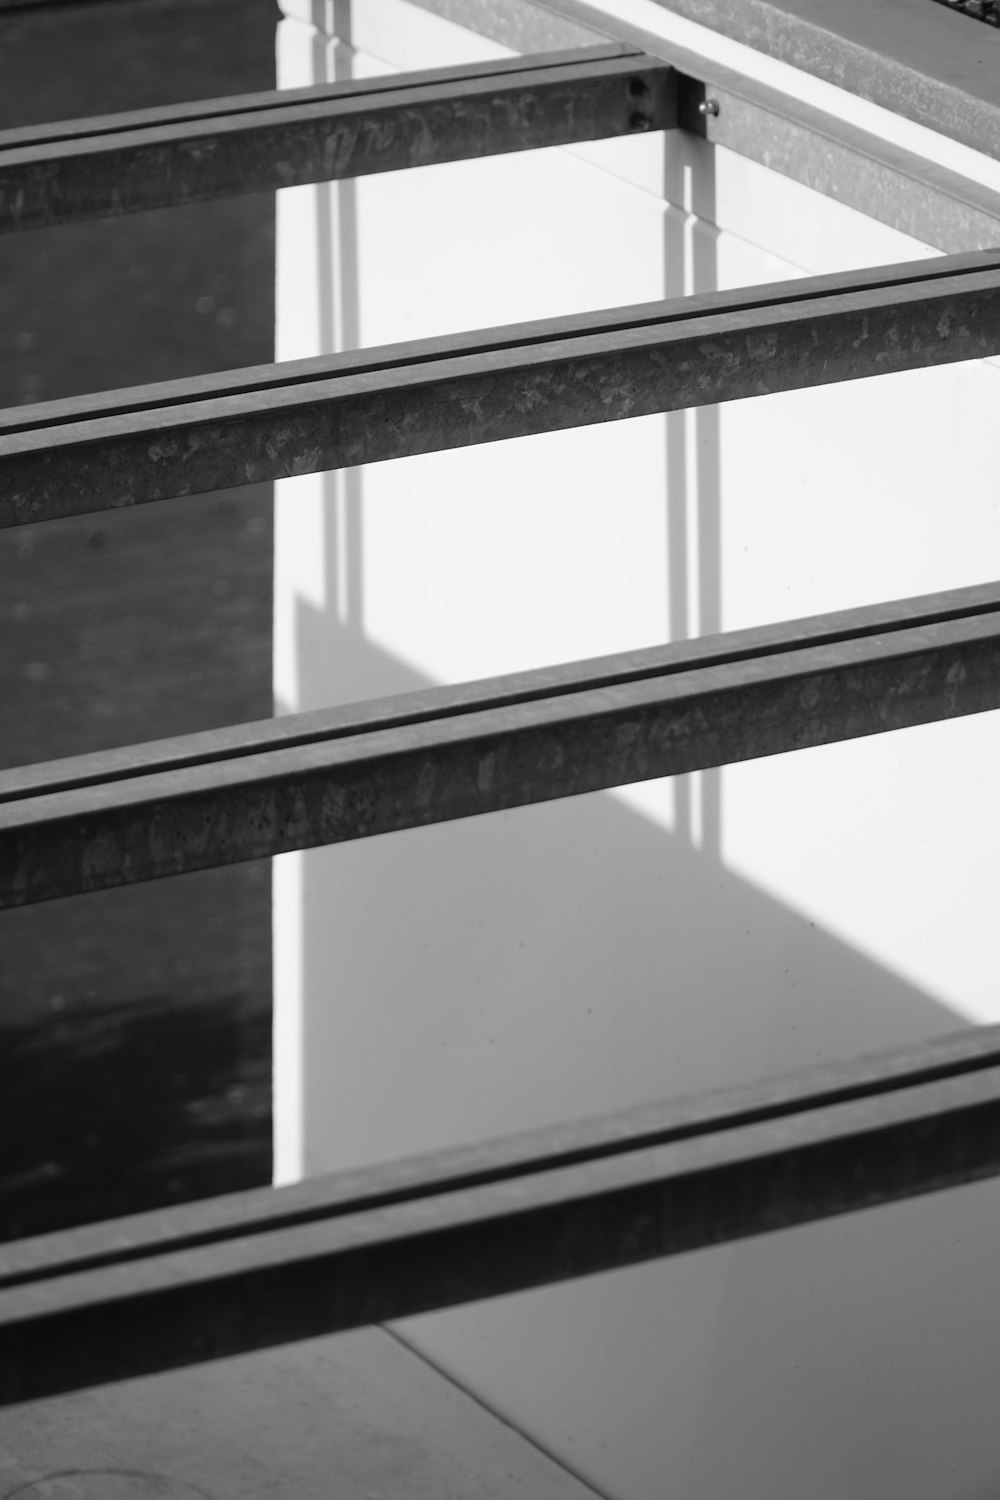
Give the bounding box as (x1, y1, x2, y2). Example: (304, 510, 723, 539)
(7, 1018, 999, 1292)
(3, 1020, 1000, 1405)
(678, 73, 1000, 255)
(2, 248, 1000, 528)
(3, 579, 1000, 908)
(536, 2, 1000, 252)
(2, 0, 999, 1420)
(0, 46, 675, 232)
(537, 0, 1000, 162)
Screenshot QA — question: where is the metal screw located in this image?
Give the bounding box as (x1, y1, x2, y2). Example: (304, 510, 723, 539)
(628, 112, 652, 131)
(698, 98, 720, 117)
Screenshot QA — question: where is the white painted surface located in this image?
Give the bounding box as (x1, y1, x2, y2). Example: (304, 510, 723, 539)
(274, 5, 1000, 1496)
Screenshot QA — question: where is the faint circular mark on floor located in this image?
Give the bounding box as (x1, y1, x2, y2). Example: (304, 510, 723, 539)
(4, 1471, 216, 1500)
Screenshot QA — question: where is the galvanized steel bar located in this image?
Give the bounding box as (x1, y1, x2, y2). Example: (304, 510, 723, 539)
(3, 1029, 1000, 1405)
(2, 249, 1000, 528)
(3, 0, 1000, 1417)
(3, 579, 1000, 908)
(0, 46, 674, 232)
(541, 0, 1000, 161)
(4, 1017, 998, 1294)
(678, 74, 1000, 255)
(525, 3, 1000, 249)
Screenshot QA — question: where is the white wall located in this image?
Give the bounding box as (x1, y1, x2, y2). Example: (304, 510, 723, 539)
(273, 5, 1000, 1496)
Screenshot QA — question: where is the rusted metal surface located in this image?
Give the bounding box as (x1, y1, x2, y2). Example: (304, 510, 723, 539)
(3, 1024, 1000, 1405)
(0, 47, 674, 233)
(3, 579, 1000, 908)
(2, 249, 1000, 528)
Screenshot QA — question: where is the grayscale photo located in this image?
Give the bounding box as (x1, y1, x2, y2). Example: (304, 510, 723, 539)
(1, 0, 999, 1495)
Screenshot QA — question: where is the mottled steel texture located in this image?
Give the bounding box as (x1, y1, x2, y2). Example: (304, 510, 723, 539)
(0, 48, 675, 232)
(3, 1037, 1000, 1404)
(931, 0, 1000, 25)
(3, 580, 1000, 908)
(2, 250, 1000, 528)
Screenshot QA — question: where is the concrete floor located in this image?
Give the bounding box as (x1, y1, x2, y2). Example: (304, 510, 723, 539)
(0, 1326, 602, 1500)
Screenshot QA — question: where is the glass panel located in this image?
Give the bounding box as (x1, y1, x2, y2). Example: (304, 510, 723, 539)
(0, 862, 272, 1243)
(0, 494, 272, 1237)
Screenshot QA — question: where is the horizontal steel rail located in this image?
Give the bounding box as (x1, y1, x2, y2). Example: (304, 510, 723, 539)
(0, 45, 674, 232)
(524, 2, 1000, 251)
(540, 0, 1000, 162)
(683, 79, 1000, 255)
(2, 247, 1000, 528)
(3, 1020, 1000, 1405)
(6, 4, 997, 255)
(3, 579, 1000, 908)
